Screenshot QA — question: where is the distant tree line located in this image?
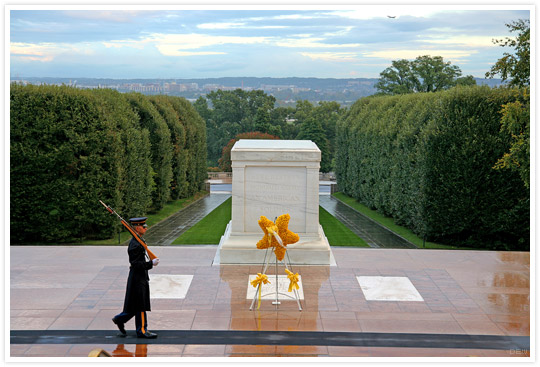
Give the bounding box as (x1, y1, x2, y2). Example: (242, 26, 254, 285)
(194, 89, 345, 172)
(10, 84, 206, 243)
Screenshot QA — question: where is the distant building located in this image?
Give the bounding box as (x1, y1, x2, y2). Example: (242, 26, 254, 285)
(202, 84, 223, 91)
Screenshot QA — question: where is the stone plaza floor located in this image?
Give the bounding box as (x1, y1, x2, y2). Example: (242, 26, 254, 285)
(9, 245, 530, 359)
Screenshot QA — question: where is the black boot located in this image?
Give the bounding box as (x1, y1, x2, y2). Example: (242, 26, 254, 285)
(112, 317, 126, 336)
(137, 331, 157, 339)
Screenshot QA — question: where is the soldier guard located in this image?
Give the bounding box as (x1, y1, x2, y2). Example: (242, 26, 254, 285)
(112, 217, 160, 339)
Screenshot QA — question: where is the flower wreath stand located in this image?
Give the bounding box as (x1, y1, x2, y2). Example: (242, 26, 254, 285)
(249, 247, 302, 311)
(249, 214, 302, 311)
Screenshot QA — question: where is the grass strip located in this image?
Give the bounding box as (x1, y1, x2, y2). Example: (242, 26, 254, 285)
(319, 206, 370, 247)
(332, 192, 470, 250)
(173, 197, 370, 247)
(82, 191, 208, 245)
(146, 191, 208, 227)
(172, 197, 232, 245)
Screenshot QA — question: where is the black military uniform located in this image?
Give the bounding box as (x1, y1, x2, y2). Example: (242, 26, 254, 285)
(112, 217, 157, 339)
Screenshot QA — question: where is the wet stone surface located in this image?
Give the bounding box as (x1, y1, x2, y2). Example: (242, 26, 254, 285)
(144, 194, 231, 246)
(319, 196, 416, 249)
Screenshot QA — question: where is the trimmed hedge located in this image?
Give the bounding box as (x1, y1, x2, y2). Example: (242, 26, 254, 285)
(10, 84, 207, 243)
(149, 95, 187, 200)
(166, 97, 207, 197)
(335, 86, 529, 250)
(124, 93, 173, 211)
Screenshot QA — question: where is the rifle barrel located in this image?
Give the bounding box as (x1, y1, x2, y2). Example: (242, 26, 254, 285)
(99, 200, 158, 260)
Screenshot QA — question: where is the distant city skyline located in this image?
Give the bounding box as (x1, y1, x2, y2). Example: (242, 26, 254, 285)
(9, 5, 531, 79)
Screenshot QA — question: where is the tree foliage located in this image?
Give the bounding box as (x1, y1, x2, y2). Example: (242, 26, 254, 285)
(166, 96, 208, 197)
(335, 86, 528, 251)
(486, 19, 530, 190)
(218, 132, 280, 172)
(194, 90, 345, 171)
(375, 55, 475, 95)
(296, 117, 332, 173)
(125, 93, 173, 211)
(194, 89, 279, 166)
(493, 89, 530, 188)
(10, 84, 206, 243)
(149, 95, 187, 200)
(486, 19, 530, 87)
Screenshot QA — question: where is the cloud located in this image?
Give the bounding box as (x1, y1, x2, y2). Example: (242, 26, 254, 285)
(329, 6, 446, 20)
(275, 36, 361, 49)
(323, 26, 355, 38)
(197, 22, 288, 30)
(160, 51, 226, 57)
(10, 41, 94, 62)
(146, 33, 269, 56)
(103, 39, 145, 49)
(420, 35, 500, 48)
(301, 52, 359, 62)
(100, 32, 270, 56)
(364, 49, 476, 62)
(61, 10, 146, 23)
(197, 22, 246, 29)
(272, 14, 323, 20)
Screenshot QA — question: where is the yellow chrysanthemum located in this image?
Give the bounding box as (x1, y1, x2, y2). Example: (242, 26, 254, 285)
(256, 214, 299, 260)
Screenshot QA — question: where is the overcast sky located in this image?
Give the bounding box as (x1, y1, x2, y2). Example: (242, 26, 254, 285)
(9, 5, 531, 79)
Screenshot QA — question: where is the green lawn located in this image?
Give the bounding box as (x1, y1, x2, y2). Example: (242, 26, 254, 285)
(173, 197, 370, 247)
(319, 206, 370, 247)
(172, 197, 232, 244)
(88, 190, 470, 250)
(82, 191, 208, 245)
(332, 192, 469, 250)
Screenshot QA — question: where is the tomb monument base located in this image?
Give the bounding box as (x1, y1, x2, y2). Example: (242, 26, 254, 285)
(214, 139, 334, 265)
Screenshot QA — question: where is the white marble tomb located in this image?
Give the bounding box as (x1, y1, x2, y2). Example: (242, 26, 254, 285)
(215, 139, 333, 265)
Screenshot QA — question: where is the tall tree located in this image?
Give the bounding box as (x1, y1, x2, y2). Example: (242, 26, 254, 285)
(196, 89, 279, 166)
(486, 19, 530, 87)
(375, 59, 418, 95)
(271, 106, 297, 139)
(493, 90, 530, 188)
(375, 55, 475, 95)
(413, 55, 462, 92)
(487, 19, 530, 189)
(218, 132, 280, 172)
(296, 117, 331, 172)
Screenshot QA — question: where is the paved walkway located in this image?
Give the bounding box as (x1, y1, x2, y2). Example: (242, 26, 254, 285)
(319, 196, 416, 249)
(10, 246, 530, 358)
(144, 194, 230, 246)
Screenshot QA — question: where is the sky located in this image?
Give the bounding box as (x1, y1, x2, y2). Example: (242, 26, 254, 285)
(8, 5, 532, 79)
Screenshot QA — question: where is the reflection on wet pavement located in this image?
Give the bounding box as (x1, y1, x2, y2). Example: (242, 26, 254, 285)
(112, 344, 147, 357)
(144, 194, 231, 246)
(10, 238, 529, 358)
(319, 196, 416, 249)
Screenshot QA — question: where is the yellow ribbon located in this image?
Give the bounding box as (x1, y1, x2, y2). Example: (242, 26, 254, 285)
(251, 273, 270, 310)
(266, 225, 278, 246)
(285, 268, 300, 293)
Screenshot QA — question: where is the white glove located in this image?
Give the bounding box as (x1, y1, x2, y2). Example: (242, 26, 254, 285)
(152, 258, 160, 266)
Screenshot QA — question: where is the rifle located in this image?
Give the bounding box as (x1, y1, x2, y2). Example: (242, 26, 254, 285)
(99, 200, 158, 260)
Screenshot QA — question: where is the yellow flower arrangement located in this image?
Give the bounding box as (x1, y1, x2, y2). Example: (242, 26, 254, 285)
(256, 214, 299, 260)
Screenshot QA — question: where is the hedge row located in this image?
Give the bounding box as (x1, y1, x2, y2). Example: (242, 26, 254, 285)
(10, 84, 207, 243)
(335, 86, 529, 250)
